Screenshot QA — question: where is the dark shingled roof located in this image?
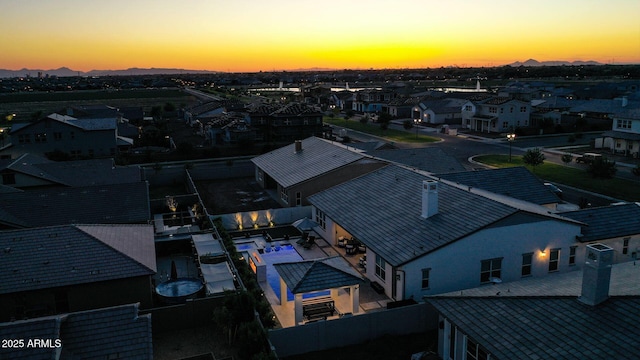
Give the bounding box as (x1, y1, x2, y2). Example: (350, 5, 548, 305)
(274, 258, 363, 294)
(0, 224, 156, 295)
(438, 166, 561, 205)
(0, 303, 152, 360)
(251, 137, 367, 188)
(427, 296, 640, 360)
(561, 203, 640, 242)
(308, 165, 520, 266)
(0, 182, 150, 228)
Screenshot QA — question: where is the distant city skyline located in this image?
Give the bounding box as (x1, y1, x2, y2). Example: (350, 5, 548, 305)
(2, 0, 639, 73)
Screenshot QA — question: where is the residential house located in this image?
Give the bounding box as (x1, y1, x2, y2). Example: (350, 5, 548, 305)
(437, 167, 562, 211)
(0, 224, 156, 322)
(412, 98, 467, 125)
(307, 165, 583, 301)
(2, 113, 126, 159)
(202, 112, 255, 145)
(0, 182, 150, 229)
(247, 102, 324, 143)
(251, 137, 387, 207)
(599, 107, 640, 157)
(330, 91, 354, 111)
(427, 244, 640, 360)
(352, 89, 397, 114)
(0, 303, 153, 359)
(461, 95, 530, 133)
(0, 153, 142, 189)
(183, 100, 226, 127)
(561, 202, 640, 263)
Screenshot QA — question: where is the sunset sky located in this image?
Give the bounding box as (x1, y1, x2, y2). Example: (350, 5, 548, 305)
(2, 0, 639, 72)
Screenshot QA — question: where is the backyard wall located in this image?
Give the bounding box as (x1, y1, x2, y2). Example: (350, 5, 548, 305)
(215, 206, 312, 231)
(268, 302, 437, 358)
(139, 157, 255, 186)
(142, 295, 227, 334)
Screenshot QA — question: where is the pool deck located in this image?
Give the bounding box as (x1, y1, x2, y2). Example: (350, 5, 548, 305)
(234, 233, 391, 328)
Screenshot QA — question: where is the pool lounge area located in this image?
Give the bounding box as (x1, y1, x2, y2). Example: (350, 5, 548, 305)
(234, 232, 391, 327)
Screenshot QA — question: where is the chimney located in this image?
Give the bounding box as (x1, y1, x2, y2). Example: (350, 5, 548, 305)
(421, 180, 439, 219)
(294, 140, 302, 153)
(579, 243, 614, 306)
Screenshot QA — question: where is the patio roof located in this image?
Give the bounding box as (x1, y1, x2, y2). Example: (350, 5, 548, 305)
(274, 257, 363, 294)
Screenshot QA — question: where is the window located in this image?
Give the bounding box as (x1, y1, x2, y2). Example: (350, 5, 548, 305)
(18, 134, 31, 144)
(315, 208, 326, 229)
(295, 192, 301, 206)
(489, 107, 497, 114)
(70, 150, 81, 158)
(34, 133, 47, 143)
(303, 119, 309, 125)
(510, 107, 514, 113)
(53, 132, 62, 141)
(502, 122, 508, 129)
(521, 253, 533, 277)
(549, 249, 560, 272)
(500, 108, 504, 113)
(617, 119, 631, 129)
(280, 186, 288, 203)
(520, 106, 527, 112)
(2, 172, 16, 185)
(569, 246, 577, 265)
(623, 237, 630, 255)
(70, 131, 75, 139)
(464, 105, 473, 111)
(466, 337, 488, 360)
(421, 268, 431, 289)
(480, 258, 502, 283)
(375, 254, 386, 281)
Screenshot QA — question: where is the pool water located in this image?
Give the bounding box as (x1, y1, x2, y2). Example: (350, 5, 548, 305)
(261, 246, 330, 302)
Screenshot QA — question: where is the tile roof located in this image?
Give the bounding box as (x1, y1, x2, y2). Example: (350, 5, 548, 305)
(274, 257, 363, 294)
(0, 224, 156, 295)
(307, 165, 520, 266)
(2, 154, 142, 187)
(369, 147, 466, 174)
(561, 203, 640, 242)
(0, 182, 150, 228)
(0, 303, 152, 360)
(251, 137, 367, 188)
(437, 167, 561, 205)
(427, 296, 640, 360)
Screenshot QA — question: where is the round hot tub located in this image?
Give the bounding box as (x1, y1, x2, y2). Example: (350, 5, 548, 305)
(155, 278, 204, 304)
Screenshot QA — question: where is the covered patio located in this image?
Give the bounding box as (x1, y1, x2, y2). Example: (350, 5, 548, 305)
(274, 257, 364, 326)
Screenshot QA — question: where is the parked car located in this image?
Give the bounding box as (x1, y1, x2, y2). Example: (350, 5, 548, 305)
(544, 182, 563, 199)
(575, 152, 602, 164)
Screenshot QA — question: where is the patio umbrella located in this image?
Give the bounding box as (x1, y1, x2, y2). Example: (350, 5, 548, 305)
(292, 217, 319, 231)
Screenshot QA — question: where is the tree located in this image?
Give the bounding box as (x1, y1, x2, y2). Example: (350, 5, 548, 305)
(522, 148, 545, 173)
(587, 157, 617, 179)
(561, 153, 573, 165)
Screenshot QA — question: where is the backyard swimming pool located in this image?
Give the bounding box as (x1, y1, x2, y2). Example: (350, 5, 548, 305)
(236, 242, 329, 302)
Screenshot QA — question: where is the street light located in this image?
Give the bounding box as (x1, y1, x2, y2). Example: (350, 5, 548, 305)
(414, 118, 419, 139)
(507, 133, 516, 162)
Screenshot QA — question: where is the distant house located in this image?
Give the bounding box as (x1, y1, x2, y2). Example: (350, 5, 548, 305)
(0, 224, 156, 322)
(0, 153, 142, 189)
(561, 202, 640, 263)
(0, 303, 153, 359)
(412, 98, 467, 125)
(427, 244, 640, 360)
(598, 107, 640, 158)
(0, 182, 150, 229)
(352, 89, 397, 114)
(247, 102, 324, 143)
(184, 100, 226, 127)
(330, 91, 354, 111)
(461, 95, 530, 133)
(307, 165, 583, 300)
(251, 137, 386, 207)
(438, 167, 562, 210)
(2, 113, 128, 159)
